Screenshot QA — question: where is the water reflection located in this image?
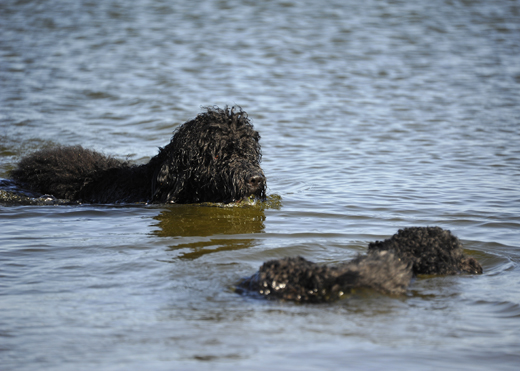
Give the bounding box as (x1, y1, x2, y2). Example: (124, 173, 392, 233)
(152, 203, 267, 259)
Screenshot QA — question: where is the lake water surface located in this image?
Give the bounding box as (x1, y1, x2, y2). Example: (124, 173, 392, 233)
(1, 0, 520, 370)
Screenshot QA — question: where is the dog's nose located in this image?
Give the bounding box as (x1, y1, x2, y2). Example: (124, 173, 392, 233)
(247, 174, 265, 190)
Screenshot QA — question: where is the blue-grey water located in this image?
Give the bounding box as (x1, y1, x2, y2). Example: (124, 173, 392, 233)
(1, 0, 520, 370)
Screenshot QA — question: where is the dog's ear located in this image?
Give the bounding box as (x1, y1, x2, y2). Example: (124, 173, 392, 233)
(151, 163, 187, 203)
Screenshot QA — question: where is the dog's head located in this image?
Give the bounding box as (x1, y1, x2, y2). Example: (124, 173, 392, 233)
(367, 226, 483, 275)
(151, 106, 266, 204)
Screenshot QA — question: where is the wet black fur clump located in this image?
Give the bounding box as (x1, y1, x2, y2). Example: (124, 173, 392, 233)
(239, 227, 482, 303)
(238, 251, 412, 303)
(368, 226, 483, 275)
(10, 106, 266, 204)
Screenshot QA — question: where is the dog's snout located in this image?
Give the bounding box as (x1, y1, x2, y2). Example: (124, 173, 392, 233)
(248, 174, 265, 188)
(242, 172, 266, 201)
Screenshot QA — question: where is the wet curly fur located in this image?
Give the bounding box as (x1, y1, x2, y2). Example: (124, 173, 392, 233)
(368, 226, 483, 275)
(238, 251, 412, 303)
(10, 107, 266, 204)
(239, 227, 482, 303)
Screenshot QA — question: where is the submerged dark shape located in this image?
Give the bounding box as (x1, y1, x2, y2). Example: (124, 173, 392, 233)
(238, 251, 412, 303)
(239, 226, 483, 303)
(10, 106, 266, 204)
(368, 226, 483, 275)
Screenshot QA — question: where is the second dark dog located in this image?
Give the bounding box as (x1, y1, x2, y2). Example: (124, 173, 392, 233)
(238, 251, 412, 303)
(239, 227, 482, 303)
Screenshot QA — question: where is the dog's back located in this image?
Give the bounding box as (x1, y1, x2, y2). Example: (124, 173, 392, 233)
(10, 146, 126, 200)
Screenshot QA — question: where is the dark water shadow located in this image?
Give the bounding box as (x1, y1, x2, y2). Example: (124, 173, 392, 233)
(152, 197, 280, 259)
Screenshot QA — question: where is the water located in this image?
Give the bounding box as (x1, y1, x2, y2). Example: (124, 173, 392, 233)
(1, 0, 520, 369)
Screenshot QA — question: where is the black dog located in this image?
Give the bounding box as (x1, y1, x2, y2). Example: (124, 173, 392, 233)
(239, 227, 482, 303)
(238, 251, 412, 303)
(10, 107, 266, 204)
(368, 226, 483, 275)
